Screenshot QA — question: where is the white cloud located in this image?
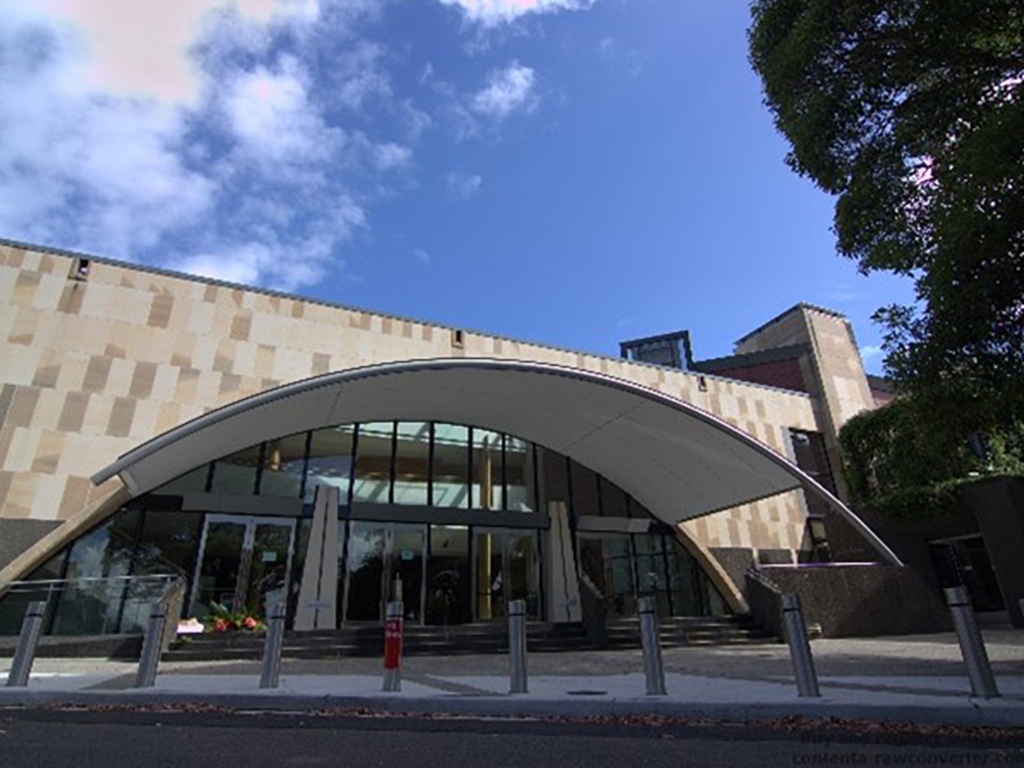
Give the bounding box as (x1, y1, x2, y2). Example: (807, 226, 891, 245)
(446, 172, 483, 198)
(472, 62, 537, 119)
(413, 247, 431, 264)
(0, 0, 405, 293)
(860, 345, 884, 360)
(223, 57, 342, 165)
(439, 0, 596, 27)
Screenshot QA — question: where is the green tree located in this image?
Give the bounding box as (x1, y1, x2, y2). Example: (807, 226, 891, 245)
(748, 0, 1024, 433)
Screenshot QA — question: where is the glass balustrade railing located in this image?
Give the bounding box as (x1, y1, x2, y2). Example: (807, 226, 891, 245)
(0, 574, 184, 638)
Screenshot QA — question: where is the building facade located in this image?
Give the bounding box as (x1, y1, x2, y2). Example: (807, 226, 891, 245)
(0, 238, 894, 635)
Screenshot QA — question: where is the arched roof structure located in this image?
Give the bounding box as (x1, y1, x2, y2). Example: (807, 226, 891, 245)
(92, 358, 900, 565)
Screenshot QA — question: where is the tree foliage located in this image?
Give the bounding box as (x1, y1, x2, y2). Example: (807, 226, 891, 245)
(749, 0, 1024, 432)
(838, 396, 1024, 516)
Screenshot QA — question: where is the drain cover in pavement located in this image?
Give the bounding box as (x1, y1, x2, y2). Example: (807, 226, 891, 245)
(566, 690, 608, 696)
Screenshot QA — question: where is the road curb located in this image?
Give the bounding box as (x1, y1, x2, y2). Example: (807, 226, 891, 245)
(1, 690, 1022, 728)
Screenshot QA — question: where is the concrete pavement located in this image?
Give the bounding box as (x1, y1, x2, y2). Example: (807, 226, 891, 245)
(2, 629, 1023, 727)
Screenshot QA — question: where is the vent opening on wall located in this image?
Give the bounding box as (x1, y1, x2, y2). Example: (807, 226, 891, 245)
(70, 257, 90, 281)
(452, 329, 465, 348)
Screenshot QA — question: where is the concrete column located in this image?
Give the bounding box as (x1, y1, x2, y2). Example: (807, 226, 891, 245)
(295, 485, 339, 631)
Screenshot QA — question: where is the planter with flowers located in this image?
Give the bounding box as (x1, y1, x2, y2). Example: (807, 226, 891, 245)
(206, 602, 268, 633)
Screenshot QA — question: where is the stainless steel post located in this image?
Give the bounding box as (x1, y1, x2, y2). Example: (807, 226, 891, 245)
(382, 601, 403, 693)
(135, 601, 168, 689)
(781, 593, 820, 698)
(638, 596, 667, 696)
(260, 603, 287, 689)
(6, 601, 46, 688)
(508, 599, 528, 694)
(945, 587, 999, 699)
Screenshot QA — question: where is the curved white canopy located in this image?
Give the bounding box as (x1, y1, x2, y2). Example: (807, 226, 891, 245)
(93, 358, 900, 565)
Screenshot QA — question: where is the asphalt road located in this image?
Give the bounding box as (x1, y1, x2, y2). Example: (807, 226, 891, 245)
(2, 709, 1024, 768)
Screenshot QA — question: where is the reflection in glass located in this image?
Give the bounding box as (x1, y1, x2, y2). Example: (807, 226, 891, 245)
(599, 477, 629, 519)
(157, 465, 209, 495)
(260, 432, 308, 498)
(245, 523, 293, 615)
(210, 444, 262, 495)
(0, 551, 66, 636)
(504, 437, 536, 512)
(393, 422, 430, 505)
(305, 425, 354, 504)
(51, 510, 142, 635)
(345, 523, 386, 622)
(433, 424, 469, 508)
(194, 521, 246, 616)
(579, 534, 637, 619)
(569, 459, 599, 517)
(473, 530, 539, 620)
(426, 526, 470, 625)
(471, 429, 503, 510)
(352, 422, 393, 504)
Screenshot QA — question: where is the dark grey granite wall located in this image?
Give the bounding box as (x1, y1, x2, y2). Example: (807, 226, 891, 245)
(962, 477, 1024, 628)
(0, 519, 60, 573)
(746, 564, 950, 638)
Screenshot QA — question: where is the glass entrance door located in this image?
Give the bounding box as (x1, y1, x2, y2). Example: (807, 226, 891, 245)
(343, 522, 425, 625)
(473, 529, 540, 620)
(192, 515, 296, 619)
(578, 534, 637, 620)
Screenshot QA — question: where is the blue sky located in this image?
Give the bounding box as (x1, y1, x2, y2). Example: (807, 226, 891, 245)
(0, 0, 913, 372)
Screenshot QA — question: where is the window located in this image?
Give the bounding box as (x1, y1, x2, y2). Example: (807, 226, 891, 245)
(393, 422, 430, 505)
(432, 423, 469, 508)
(471, 429, 503, 510)
(260, 432, 308, 498)
(504, 437, 537, 512)
(306, 425, 355, 504)
(210, 444, 261, 495)
(352, 422, 394, 504)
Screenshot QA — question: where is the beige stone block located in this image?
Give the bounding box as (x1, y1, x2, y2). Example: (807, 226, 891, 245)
(31, 430, 65, 474)
(81, 395, 114, 437)
(4, 427, 41, 472)
(57, 392, 91, 433)
(6, 386, 40, 428)
(30, 389, 65, 431)
(106, 397, 136, 437)
(175, 367, 201, 403)
(129, 399, 159, 439)
(128, 361, 158, 399)
(81, 354, 113, 393)
(57, 475, 91, 519)
(147, 293, 174, 328)
(156, 402, 182, 434)
(54, 353, 89, 393)
(12, 270, 41, 306)
(0, 343, 43, 386)
(4, 472, 38, 519)
(104, 357, 135, 397)
(150, 364, 180, 402)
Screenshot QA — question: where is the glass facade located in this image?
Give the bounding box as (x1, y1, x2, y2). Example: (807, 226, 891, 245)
(0, 419, 730, 637)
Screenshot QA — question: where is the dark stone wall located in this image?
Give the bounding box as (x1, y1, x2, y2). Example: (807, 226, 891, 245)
(0, 519, 60, 573)
(747, 564, 950, 638)
(961, 477, 1024, 628)
(710, 547, 756, 597)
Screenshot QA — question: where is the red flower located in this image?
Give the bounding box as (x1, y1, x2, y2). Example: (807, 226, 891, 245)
(243, 616, 258, 630)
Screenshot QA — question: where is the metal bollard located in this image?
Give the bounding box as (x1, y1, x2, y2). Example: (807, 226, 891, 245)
(781, 593, 820, 698)
(945, 587, 999, 699)
(135, 601, 168, 689)
(508, 599, 528, 694)
(260, 603, 287, 689)
(638, 597, 667, 696)
(382, 601, 403, 692)
(6, 601, 46, 688)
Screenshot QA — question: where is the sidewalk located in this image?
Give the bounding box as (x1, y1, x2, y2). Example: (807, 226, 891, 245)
(2, 629, 1023, 727)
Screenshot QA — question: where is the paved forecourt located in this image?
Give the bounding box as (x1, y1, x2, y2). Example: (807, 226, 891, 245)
(2, 630, 1024, 726)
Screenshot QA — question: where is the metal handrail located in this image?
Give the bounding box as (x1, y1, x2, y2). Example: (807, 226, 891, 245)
(4, 574, 181, 592)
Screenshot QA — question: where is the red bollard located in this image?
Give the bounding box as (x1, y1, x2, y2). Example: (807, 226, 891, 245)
(383, 601, 403, 692)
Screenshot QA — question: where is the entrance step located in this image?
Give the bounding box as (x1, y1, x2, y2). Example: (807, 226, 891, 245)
(163, 615, 775, 661)
(602, 614, 776, 649)
(163, 622, 590, 662)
